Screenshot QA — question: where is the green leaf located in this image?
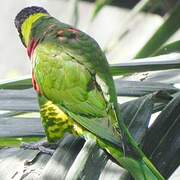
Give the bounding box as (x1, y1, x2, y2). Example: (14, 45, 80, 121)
(142, 92, 180, 179)
(120, 91, 174, 179)
(104, 0, 162, 53)
(135, 4, 180, 58)
(64, 140, 107, 180)
(0, 75, 31, 90)
(91, 0, 112, 20)
(110, 53, 180, 76)
(71, 0, 80, 27)
(0, 137, 41, 147)
(115, 79, 178, 97)
(40, 135, 85, 179)
(152, 40, 180, 56)
(120, 91, 174, 143)
(120, 94, 154, 143)
(0, 89, 38, 112)
(1, 54, 180, 89)
(0, 117, 44, 138)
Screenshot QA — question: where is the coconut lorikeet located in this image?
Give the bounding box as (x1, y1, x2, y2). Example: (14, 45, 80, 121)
(14, 6, 164, 180)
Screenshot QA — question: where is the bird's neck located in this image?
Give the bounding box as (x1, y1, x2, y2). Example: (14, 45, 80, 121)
(21, 13, 48, 46)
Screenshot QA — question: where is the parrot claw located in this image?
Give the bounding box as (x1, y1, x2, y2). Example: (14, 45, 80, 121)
(20, 140, 58, 155)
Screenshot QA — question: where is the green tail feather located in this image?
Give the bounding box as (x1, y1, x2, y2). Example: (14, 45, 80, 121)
(98, 139, 164, 180)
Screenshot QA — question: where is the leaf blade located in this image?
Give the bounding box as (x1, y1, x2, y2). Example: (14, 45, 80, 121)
(110, 53, 180, 75)
(142, 92, 180, 178)
(135, 4, 180, 58)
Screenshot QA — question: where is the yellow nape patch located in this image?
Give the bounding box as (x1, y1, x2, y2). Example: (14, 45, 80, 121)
(21, 13, 48, 45)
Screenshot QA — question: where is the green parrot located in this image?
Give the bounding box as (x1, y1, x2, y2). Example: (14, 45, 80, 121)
(15, 6, 164, 180)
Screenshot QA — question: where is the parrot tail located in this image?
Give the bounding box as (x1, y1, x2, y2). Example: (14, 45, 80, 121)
(97, 138, 164, 180)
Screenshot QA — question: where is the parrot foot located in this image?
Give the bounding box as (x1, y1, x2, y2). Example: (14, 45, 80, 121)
(20, 140, 58, 155)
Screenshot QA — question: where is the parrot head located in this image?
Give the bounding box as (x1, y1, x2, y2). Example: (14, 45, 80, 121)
(14, 6, 49, 46)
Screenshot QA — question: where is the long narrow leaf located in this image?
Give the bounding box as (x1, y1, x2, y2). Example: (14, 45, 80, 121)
(104, 0, 162, 53)
(40, 135, 85, 179)
(142, 92, 180, 178)
(152, 40, 180, 56)
(115, 79, 178, 97)
(0, 75, 31, 90)
(0, 117, 44, 138)
(91, 0, 112, 20)
(65, 140, 107, 180)
(0, 89, 38, 112)
(110, 53, 180, 76)
(120, 94, 153, 143)
(0, 137, 41, 147)
(135, 4, 180, 58)
(1, 54, 180, 88)
(2, 74, 178, 98)
(71, 0, 80, 27)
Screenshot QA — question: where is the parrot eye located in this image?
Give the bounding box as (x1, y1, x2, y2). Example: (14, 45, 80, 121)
(67, 28, 80, 39)
(57, 30, 64, 37)
(68, 33, 77, 39)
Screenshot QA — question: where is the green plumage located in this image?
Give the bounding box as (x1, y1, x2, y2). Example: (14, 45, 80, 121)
(35, 42, 107, 117)
(15, 7, 164, 180)
(31, 15, 119, 143)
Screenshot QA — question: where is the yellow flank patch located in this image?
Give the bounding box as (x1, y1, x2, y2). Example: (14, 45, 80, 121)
(41, 101, 68, 122)
(40, 100, 84, 142)
(55, 108, 68, 121)
(48, 124, 59, 131)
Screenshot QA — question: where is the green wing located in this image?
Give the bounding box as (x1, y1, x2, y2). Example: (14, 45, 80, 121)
(31, 16, 117, 104)
(34, 42, 108, 117)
